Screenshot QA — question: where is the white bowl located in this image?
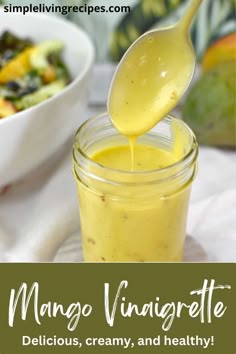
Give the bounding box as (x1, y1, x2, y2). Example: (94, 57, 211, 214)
(0, 11, 94, 186)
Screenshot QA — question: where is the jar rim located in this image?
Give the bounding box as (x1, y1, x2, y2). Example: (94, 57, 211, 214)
(73, 112, 198, 178)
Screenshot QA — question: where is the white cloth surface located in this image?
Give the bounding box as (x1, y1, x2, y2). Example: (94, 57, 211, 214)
(0, 64, 235, 262)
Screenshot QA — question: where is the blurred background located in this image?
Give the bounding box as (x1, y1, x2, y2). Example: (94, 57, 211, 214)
(2, 0, 235, 146)
(2, 0, 235, 62)
(1, 0, 236, 146)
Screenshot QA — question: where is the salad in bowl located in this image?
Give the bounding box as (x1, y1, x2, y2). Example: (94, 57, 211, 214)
(0, 12, 94, 187)
(0, 31, 70, 118)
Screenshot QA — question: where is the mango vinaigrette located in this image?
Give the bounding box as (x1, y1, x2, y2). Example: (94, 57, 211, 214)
(73, 113, 198, 262)
(108, 28, 195, 139)
(73, 0, 201, 262)
(107, 0, 202, 170)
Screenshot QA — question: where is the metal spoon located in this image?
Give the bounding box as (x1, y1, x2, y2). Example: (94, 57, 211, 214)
(108, 0, 203, 137)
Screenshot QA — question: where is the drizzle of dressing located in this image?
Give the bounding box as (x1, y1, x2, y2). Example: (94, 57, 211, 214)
(129, 136, 136, 171)
(108, 29, 194, 141)
(108, 0, 202, 170)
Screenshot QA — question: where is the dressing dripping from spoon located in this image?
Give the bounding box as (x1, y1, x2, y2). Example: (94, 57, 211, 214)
(108, 0, 203, 170)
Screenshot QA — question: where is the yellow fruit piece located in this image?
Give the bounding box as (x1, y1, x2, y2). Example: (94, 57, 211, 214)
(202, 33, 236, 72)
(42, 65, 56, 84)
(0, 97, 16, 118)
(0, 47, 34, 84)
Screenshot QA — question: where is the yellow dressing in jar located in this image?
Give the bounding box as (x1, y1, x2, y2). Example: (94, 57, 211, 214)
(92, 144, 177, 171)
(73, 0, 201, 262)
(73, 114, 198, 262)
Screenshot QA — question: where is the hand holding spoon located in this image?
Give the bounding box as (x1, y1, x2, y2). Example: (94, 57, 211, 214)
(108, 0, 203, 138)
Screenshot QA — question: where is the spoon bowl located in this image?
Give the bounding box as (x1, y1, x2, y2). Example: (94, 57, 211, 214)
(108, 0, 203, 137)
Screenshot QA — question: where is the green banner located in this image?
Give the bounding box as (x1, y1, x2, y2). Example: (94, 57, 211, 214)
(0, 264, 235, 353)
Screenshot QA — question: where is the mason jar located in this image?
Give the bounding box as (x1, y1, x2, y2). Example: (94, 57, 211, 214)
(73, 113, 198, 262)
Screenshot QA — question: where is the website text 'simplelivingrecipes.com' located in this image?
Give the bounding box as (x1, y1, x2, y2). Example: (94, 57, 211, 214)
(2, 3, 131, 16)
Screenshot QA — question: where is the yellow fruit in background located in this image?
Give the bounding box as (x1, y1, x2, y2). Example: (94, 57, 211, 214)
(183, 61, 236, 148)
(202, 33, 236, 72)
(0, 47, 34, 84)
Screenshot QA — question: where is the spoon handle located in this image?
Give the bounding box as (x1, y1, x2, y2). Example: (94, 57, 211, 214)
(179, 0, 203, 31)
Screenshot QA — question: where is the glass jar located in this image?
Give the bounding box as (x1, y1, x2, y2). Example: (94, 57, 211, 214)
(73, 113, 198, 262)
